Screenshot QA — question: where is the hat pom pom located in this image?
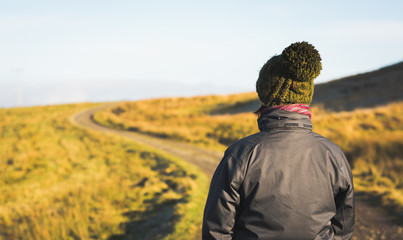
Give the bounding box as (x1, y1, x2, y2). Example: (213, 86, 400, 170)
(280, 41, 322, 82)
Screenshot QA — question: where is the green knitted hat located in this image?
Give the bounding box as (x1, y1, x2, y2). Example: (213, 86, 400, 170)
(256, 41, 322, 106)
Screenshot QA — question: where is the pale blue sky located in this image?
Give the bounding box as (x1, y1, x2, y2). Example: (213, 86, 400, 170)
(1, 0, 403, 107)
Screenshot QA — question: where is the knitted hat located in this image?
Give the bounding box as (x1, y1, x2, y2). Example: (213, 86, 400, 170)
(256, 41, 322, 106)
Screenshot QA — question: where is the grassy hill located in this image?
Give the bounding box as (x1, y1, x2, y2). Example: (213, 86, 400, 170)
(95, 96, 403, 220)
(93, 60, 403, 220)
(93, 93, 257, 150)
(168, 60, 403, 113)
(2, 60, 402, 239)
(0, 104, 208, 240)
(312, 61, 403, 110)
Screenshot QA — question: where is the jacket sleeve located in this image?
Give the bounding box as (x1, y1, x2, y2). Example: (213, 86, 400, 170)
(202, 150, 245, 240)
(332, 152, 355, 240)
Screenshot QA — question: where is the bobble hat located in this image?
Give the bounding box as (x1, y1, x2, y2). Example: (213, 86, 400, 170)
(256, 41, 322, 106)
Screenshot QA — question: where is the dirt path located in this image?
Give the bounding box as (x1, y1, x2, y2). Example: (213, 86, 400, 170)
(71, 104, 403, 240)
(70, 104, 222, 179)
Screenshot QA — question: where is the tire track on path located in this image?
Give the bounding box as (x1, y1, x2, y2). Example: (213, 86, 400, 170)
(71, 103, 403, 240)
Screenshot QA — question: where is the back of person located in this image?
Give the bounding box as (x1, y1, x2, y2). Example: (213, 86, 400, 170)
(230, 110, 353, 239)
(202, 42, 354, 240)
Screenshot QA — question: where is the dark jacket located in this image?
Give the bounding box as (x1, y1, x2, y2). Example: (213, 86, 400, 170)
(202, 109, 354, 240)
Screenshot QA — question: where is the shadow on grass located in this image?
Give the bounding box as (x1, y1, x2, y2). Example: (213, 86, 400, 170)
(355, 191, 403, 225)
(108, 152, 190, 240)
(209, 99, 261, 115)
(107, 200, 182, 240)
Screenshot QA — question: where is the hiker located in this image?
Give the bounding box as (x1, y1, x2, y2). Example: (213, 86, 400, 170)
(202, 42, 355, 239)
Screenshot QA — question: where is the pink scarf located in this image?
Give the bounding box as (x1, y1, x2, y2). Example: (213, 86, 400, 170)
(258, 104, 312, 119)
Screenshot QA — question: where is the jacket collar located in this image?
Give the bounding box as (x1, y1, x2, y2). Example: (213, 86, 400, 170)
(257, 109, 313, 131)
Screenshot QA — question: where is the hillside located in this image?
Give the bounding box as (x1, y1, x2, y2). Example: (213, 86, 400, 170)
(204, 61, 403, 113)
(2, 60, 402, 239)
(94, 97, 403, 228)
(0, 104, 208, 240)
(312, 61, 403, 110)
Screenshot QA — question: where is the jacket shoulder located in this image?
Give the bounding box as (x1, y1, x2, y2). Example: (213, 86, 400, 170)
(310, 132, 350, 171)
(311, 132, 344, 155)
(225, 132, 265, 161)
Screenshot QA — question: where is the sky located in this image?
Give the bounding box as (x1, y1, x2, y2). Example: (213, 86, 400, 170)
(1, 0, 403, 108)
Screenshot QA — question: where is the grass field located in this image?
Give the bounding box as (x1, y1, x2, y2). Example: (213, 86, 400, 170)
(93, 93, 259, 151)
(0, 103, 208, 240)
(2, 93, 402, 239)
(94, 93, 403, 218)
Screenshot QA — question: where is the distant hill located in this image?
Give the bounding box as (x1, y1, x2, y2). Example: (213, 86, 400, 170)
(311, 61, 403, 111)
(218, 61, 403, 113)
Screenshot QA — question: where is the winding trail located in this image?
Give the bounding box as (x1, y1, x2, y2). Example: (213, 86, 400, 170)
(71, 103, 403, 240)
(70, 103, 222, 179)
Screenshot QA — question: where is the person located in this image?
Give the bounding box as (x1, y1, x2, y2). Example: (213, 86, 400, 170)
(202, 42, 354, 240)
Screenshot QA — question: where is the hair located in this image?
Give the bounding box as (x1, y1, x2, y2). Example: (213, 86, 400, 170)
(254, 105, 271, 117)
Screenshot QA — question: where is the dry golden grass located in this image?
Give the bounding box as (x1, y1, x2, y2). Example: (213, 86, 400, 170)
(94, 93, 403, 215)
(311, 103, 403, 214)
(93, 93, 259, 151)
(0, 103, 208, 240)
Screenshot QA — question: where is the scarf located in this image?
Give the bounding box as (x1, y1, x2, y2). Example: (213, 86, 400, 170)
(257, 104, 312, 119)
